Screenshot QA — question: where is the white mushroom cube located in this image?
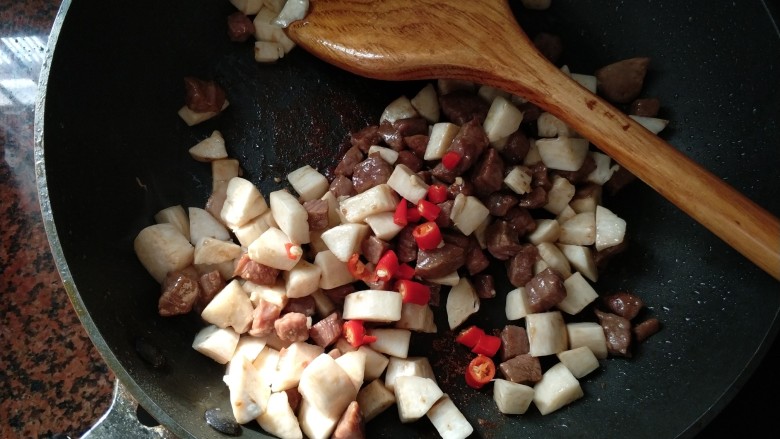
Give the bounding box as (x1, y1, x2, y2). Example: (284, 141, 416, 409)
(558, 212, 596, 246)
(224, 354, 270, 424)
(537, 112, 578, 138)
(536, 242, 572, 278)
(595, 205, 627, 251)
(450, 194, 490, 236)
(192, 324, 240, 364)
(339, 184, 399, 223)
(313, 250, 355, 289)
(505, 286, 531, 321)
(134, 223, 194, 284)
(483, 95, 524, 144)
(368, 145, 399, 164)
(424, 122, 460, 160)
(154, 205, 189, 238)
(232, 214, 272, 247)
(193, 237, 242, 266)
(504, 165, 533, 195)
(256, 391, 303, 439)
(270, 189, 309, 245)
(248, 227, 302, 271)
(526, 311, 568, 357)
(557, 346, 600, 379)
(411, 83, 440, 123)
(320, 223, 370, 262)
(426, 395, 473, 439)
(384, 356, 436, 392)
(272, 341, 324, 391)
(366, 328, 411, 358)
(587, 151, 619, 185)
(189, 207, 231, 245)
(298, 354, 358, 421)
(335, 350, 367, 392)
(533, 362, 584, 415)
(343, 290, 403, 322)
(284, 259, 322, 298)
(630, 114, 669, 134)
(254, 40, 285, 62)
(557, 244, 598, 282)
(543, 175, 576, 215)
(395, 376, 444, 423)
(493, 379, 535, 415)
(566, 322, 608, 359)
(201, 279, 254, 334)
(446, 277, 480, 330)
(287, 165, 329, 202)
(364, 212, 403, 241)
(557, 272, 599, 315)
(358, 345, 390, 382)
(526, 218, 561, 245)
(536, 137, 589, 172)
(380, 95, 418, 124)
(387, 164, 429, 204)
(356, 379, 396, 422)
(395, 303, 437, 333)
(221, 177, 269, 229)
(189, 130, 228, 162)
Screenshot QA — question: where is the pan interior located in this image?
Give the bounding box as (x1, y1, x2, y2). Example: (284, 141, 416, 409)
(36, 0, 779, 438)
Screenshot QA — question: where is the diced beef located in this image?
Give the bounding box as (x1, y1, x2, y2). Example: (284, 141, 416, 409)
(426, 282, 442, 307)
(227, 11, 254, 42)
(309, 312, 343, 348)
(499, 129, 531, 165)
(197, 269, 226, 312)
(378, 117, 429, 150)
(472, 148, 505, 197)
(352, 153, 393, 193)
(472, 274, 495, 299)
(234, 254, 279, 285)
(447, 177, 475, 199)
(633, 318, 661, 343)
(525, 268, 566, 313)
(630, 97, 661, 117)
(439, 90, 491, 125)
(361, 235, 392, 265)
(285, 387, 302, 413)
(441, 230, 471, 249)
(499, 353, 542, 385)
(322, 284, 355, 306)
(595, 57, 651, 104)
(282, 296, 316, 317)
(415, 244, 466, 279)
(533, 32, 563, 64)
(517, 101, 543, 124)
(435, 200, 454, 229)
(350, 125, 381, 152)
(595, 309, 632, 357)
(530, 162, 552, 191)
(466, 242, 490, 275)
(330, 175, 357, 198)
(416, 170, 433, 185)
(553, 154, 597, 185)
(404, 134, 429, 159)
(159, 267, 200, 316)
(332, 400, 365, 439)
(504, 207, 537, 236)
(183, 77, 226, 113)
(396, 225, 418, 263)
(518, 186, 548, 209)
(507, 244, 539, 287)
(603, 166, 637, 195)
(602, 291, 645, 320)
(274, 312, 310, 342)
(303, 199, 329, 231)
(249, 299, 282, 337)
(395, 150, 423, 173)
(486, 220, 523, 260)
(485, 192, 520, 217)
(593, 240, 629, 270)
(499, 325, 530, 362)
(431, 119, 489, 183)
(334, 146, 364, 177)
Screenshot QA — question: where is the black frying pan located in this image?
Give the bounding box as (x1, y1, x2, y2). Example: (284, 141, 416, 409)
(35, 0, 780, 438)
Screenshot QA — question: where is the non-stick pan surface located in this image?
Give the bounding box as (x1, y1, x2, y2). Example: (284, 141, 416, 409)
(36, 0, 779, 438)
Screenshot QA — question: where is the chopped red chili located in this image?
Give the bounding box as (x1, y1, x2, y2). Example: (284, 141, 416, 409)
(375, 250, 399, 281)
(393, 199, 408, 226)
(285, 243, 300, 260)
(412, 221, 442, 250)
(406, 202, 421, 223)
(396, 279, 431, 305)
(471, 334, 501, 357)
(465, 355, 495, 389)
(395, 263, 415, 280)
(441, 151, 462, 170)
(346, 253, 372, 281)
(417, 199, 442, 222)
(343, 320, 377, 348)
(455, 325, 486, 349)
(427, 183, 448, 204)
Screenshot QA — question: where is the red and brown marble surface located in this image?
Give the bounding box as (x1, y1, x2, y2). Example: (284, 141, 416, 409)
(0, 1, 777, 439)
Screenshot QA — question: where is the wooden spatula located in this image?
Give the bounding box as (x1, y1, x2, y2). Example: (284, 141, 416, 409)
(286, 0, 780, 280)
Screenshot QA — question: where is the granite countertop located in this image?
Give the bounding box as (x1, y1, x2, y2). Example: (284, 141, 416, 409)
(0, 1, 777, 438)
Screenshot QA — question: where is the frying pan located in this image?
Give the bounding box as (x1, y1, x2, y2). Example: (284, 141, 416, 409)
(34, 0, 779, 438)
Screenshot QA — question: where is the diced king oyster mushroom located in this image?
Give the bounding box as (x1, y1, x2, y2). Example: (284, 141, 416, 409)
(533, 362, 584, 415)
(201, 279, 254, 334)
(134, 223, 194, 284)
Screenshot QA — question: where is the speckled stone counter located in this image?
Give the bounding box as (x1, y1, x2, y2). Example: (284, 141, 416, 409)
(0, 1, 113, 438)
(0, 1, 777, 439)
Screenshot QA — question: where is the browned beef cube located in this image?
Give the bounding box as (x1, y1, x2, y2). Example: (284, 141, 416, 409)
(518, 186, 548, 209)
(553, 154, 596, 185)
(396, 225, 418, 263)
(282, 296, 316, 317)
(499, 128, 531, 165)
(499, 325, 530, 362)
(504, 206, 537, 237)
(466, 244, 491, 276)
(322, 284, 355, 306)
(595, 57, 651, 104)
(330, 175, 357, 198)
(250, 299, 282, 337)
(633, 318, 661, 343)
(435, 200, 454, 229)
(439, 90, 490, 125)
(415, 244, 466, 279)
(332, 400, 365, 439)
(350, 125, 381, 152)
(352, 153, 393, 193)
(234, 254, 279, 285)
(303, 199, 329, 231)
(472, 148, 505, 197)
(334, 146, 364, 177)
(196, 269, 225, 312)
(630, 97, 661, 117)
(274, 312, 310, 343)
(431, 119, 489, 183)
(485, 192, 520, 217)
(285, 387, 302, 413)
(595, 309, 632, 357)
(404, 134, 429, 159)
(486, 220, 523, 260)
(602, 291, 645, 320)
(395, 149, 423, 172)
(525, 268, 566, 313)
(507, 244, 539, 287)
(309, 312, 343, 348)
(499, 354, 542, 385)
(361, 235, 392, 265)
(472, 274, 495, 299)
(159, 267, 200, 316)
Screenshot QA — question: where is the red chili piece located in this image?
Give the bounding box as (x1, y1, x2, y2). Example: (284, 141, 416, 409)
(465, 355, 496, 389)
(343, 320, 377, 348)
(375, 250, 399, 281)
(285, 243, 300, 260)
(393, 199, 408, 226)
(417, 199, 442, 222)
(406, 201, 421, 223)
(347, 253, 373, 282)
(395, 263, 415, 280)
(412, 221, 442, 250)
(427, 183, 448, 204)
(441, 151, 462, 170)
(471, 334, 502, 357)
(455, 325, 486, 349)
(396, 279, 431, 305)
